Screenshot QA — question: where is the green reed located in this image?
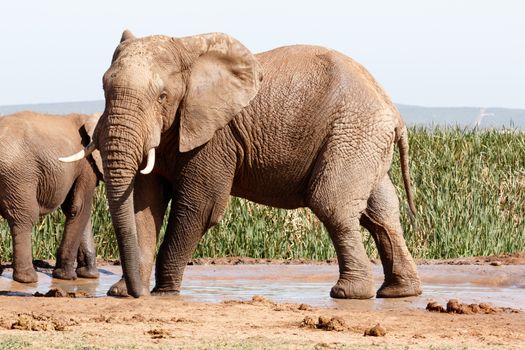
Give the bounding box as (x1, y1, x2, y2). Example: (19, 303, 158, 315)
(393, 127, 525, 259)
(0, 127, 524, 262)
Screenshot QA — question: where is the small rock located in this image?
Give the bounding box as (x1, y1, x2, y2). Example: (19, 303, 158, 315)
(490, 261, 502, 266)
(364, 323, 386, 337)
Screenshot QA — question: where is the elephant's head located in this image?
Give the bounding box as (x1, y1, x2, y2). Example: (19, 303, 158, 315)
(62, 30, 261, 297)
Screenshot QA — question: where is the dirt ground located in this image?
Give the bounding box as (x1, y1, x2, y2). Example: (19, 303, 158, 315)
(0, 253, 523, 350)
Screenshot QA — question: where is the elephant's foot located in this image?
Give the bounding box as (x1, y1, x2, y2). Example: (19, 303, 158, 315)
(13, 267, 38, 283)
(107, 278, 150, 297)
(52, 266, 77, 280)
(76, 265, 99, 279)
(151, 287, 180, 296)
(376, 277, 422, 298)
(330, 278, 375, 299)
(107, 279, 129, 297)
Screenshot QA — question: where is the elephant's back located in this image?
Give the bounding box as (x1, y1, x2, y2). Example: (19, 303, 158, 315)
(0, 112, 83, 189)
(0, 112, 83, 153)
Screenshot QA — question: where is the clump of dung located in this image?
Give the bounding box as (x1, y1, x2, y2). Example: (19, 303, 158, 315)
(301, 316, 347, 331)
(298, 303, 313, 311)
(11, 313, 76, 331)
(364, 323, 387, 337)
(146, 328, 172, 339)
(426, 299, 518, 314)
(33, 287, 90, 298)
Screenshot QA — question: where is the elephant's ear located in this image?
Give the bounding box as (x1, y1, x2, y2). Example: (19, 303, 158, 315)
(82, 113, 104, 175)
(178, 33, 263, 152)
(120, 29, 135, 43)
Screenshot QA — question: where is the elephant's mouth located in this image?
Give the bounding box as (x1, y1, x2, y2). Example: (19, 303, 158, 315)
(60, 143, 156, 175)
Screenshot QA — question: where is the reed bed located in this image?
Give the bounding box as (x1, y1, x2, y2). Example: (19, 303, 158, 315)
(0, 127, 524, 262)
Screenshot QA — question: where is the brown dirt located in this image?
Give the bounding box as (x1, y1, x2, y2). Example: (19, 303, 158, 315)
(186, 251, 525, 266)
(3, 251, 520, 271)
(0, 255, 524, 349)
(0, 290, 523, 349)
(417, 251, 525, 266)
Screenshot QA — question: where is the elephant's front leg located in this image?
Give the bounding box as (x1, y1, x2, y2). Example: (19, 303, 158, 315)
(107, 175, 170, 297)
(152, 181, 231, 295)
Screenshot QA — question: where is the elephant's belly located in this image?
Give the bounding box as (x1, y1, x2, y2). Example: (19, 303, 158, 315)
(232, 190, 306, 210)
(37, 183, 72, 216)
(231, 182, 307, 210)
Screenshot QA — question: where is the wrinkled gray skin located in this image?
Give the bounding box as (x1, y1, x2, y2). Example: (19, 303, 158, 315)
(0, 112, 102, 282)
(90, 30, 421, 298)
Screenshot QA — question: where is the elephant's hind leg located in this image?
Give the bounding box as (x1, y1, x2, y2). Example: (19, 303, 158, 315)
(76, 219, 99, 279)
(360, 175, 421, 298)
(54, 172, 97, 280)
(308, 161, 376, 299)
(318, 209, 375, 299)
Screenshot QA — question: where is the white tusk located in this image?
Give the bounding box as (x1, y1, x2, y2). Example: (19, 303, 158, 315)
(59, 142, 96, 162)
(140, 148, 156, 174)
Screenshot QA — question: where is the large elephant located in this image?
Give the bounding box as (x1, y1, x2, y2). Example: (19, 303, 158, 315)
(64, 30, 421, 299)
(0, 111, 102, 282)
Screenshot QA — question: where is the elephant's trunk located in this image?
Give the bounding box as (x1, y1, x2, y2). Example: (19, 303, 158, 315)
(106, 178, 142, 297)
(101, 98, 148, 297)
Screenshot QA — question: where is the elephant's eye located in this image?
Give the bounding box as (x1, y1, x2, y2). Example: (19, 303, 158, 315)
(158, 92, 168, 104)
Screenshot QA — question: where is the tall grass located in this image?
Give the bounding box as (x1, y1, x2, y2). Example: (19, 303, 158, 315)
(0, 127, 524, 262)
(393, 127, 525, 258)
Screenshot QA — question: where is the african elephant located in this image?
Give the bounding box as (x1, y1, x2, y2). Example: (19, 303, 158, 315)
(64, 30, 421, 299)
(0, 111, 102, 283)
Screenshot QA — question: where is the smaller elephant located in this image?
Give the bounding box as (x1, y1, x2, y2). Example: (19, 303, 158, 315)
(0, 111, 103, 282)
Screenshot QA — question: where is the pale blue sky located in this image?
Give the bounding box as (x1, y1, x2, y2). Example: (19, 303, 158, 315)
(1, 0, 524, 108)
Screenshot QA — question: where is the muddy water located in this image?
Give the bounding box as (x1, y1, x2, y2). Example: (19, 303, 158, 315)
(0, 264, 523, 311)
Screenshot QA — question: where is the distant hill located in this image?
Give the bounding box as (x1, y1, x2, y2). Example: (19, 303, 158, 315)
(397, 104, 525, 129)
(0, 100, 104, 116)
(1, 100, 524, 129)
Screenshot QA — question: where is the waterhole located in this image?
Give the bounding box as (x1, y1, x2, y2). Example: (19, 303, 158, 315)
(0, 264, 523, 311)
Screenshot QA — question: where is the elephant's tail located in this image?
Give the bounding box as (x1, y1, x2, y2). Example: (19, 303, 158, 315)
(396, 125, 417, 223)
